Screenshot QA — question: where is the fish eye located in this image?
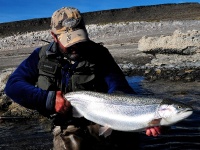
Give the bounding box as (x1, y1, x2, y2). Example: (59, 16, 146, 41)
(177, 106, 182, 109)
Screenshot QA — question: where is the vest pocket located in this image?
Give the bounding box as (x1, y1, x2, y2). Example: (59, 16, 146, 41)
(37, 75, 55, 90)
(71, 74, 95, 91)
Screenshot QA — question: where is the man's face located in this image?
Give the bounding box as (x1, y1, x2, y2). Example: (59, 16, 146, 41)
(56, 37, 81, 61)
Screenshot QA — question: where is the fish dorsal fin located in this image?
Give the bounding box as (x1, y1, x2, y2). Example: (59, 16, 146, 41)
(148, 118, 162, 126)
(99, 126, 113, 138)
(72, 107, 83, 118)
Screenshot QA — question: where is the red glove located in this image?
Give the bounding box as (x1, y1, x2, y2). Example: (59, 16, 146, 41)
(55, 91, 71, 114)
(146, 126, 161, 137)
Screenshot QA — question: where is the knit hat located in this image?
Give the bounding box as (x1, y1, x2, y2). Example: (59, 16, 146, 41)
(51, 7, 89, 48)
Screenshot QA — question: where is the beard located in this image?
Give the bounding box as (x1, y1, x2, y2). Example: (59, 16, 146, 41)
(58, 45, 80, 61)
(64, 51, 82, 61)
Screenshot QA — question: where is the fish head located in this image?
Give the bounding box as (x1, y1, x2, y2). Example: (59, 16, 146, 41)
(157, 99, 193, 126)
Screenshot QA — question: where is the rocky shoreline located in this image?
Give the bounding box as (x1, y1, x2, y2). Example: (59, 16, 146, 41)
(1, 21, 200, 81)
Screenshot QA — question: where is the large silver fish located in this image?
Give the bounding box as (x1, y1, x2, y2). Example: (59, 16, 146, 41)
(64, 91, 193, 137)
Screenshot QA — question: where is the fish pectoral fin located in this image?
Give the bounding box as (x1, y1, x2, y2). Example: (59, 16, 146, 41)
(148, 118, 162, 126)
(72, 107, 83, 118)
(99, 126, 113, 138)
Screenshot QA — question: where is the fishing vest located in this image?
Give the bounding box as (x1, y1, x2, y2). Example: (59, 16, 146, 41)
(36, 42, 107, 93)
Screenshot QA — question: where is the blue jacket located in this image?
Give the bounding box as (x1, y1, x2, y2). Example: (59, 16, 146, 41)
(5, 41, 134, 116)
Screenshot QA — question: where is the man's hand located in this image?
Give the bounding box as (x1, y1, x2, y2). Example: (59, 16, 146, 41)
(55, 91, 71, 114)
(146, 126, 161, 137)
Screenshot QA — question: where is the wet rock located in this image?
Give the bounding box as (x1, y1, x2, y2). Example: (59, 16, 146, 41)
(183, 74, 195, 82)
(182, 46, 199, 55)
(155, 68, 161, 75)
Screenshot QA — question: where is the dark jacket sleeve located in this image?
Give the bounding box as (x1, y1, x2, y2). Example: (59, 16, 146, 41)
(4, 48, 53, 115)
(93, 42, 135, 94)
(103, 53, 134, 94)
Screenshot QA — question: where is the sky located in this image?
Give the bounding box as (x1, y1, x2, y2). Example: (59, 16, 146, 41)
(0, 0, 199, 23)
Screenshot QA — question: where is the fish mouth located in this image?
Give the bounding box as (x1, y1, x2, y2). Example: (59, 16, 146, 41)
(179, 108, 193, 119)
(183, 107, 193, 113)
(177, 103, 193, 117)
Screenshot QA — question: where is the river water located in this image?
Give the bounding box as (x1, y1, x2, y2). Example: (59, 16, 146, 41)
(0, 76, 199, 150)
(127, 76, 200, 150)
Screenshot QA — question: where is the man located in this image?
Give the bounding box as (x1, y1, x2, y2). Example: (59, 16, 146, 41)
(5, 7, 160, 150)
